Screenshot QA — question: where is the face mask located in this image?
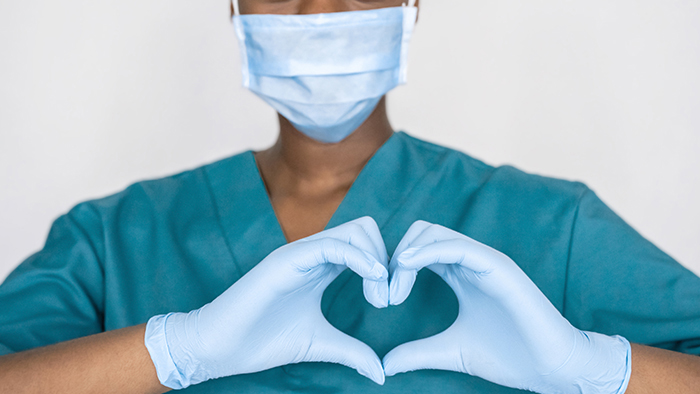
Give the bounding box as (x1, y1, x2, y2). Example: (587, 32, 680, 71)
(232, 0, 418, 143)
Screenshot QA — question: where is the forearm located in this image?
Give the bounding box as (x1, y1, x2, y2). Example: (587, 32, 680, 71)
(625, 343, 700, 393)
(0, 323, 168, 394)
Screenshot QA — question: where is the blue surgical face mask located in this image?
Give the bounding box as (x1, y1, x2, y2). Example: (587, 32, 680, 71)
(232, 0, 418, 143)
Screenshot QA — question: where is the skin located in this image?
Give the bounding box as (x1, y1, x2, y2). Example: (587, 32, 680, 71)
(255, 99, 394, 242)
(0, 1, 698, 393)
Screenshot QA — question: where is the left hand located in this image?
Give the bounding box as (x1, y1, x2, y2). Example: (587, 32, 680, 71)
(145, 217, 389, 389)
(383, 221, 632, 394)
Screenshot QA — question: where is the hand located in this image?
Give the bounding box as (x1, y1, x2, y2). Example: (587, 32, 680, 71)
(145, 217, 389, 389)
(383, 221, 631, 394)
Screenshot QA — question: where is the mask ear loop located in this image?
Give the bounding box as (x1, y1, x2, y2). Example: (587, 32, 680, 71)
(403, 0, 417, 6)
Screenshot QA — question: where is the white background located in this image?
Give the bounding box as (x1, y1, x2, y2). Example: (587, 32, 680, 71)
(1, 0, 698, 282)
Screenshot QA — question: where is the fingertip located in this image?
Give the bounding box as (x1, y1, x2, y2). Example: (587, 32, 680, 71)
(362, 249, 380, 264)
(315, 327, 385, 385)
(388, 269, 415, 306)
(367, 296, 388, 310)
(388, 279, 402, 306)
(373, 358, 386, 385)
(364, 372, 385, 385)
(373, 371, 386, 385)
(406, 220, 432, 234)
(398, 247, 419, 261)
(389, 284, 406, 306)
(360, 250, 385, 278)
(358, 357, 385, 385)
(356, 215, 379, 228)
(383, 345, 416, 377)
(376, 278, 389, 308)
(382, 355, 400, 377)
(404, 246, 421, 256)
(363, 279, 389, 309)
(370, 262, 388, 281)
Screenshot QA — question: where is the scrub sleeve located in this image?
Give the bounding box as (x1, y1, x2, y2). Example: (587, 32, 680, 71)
(564, 188, 700, 355)
(0, 203, 105, 355)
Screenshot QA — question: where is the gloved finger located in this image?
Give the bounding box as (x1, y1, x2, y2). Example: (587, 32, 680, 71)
(387, 221, 431, 305)
(388, 267, 417, 306)
(395, 238, 493, 274)
(395, 238, 564, 336)
(363, 277, 389, 309)
(389, 238, 492, 305)
(292, 238, 389, 309)
(383, 330, 462, 377)
(396, 222, 466, 251)
(389, 221, 461, 304)
(328, 218, 390, 307)
(389, 220, 432, 275)
(304, 216, 388, 267)
(293, 238, 387, 279)
(302, 219, 389, 307)
(350, 216, 389, 267)
(398, 224, 507, 275)
(305, 323, 385, 385)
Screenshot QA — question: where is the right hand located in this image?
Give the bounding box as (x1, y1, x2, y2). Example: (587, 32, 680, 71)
(383, 221, 630, 394)
(144, 217, 389, 389)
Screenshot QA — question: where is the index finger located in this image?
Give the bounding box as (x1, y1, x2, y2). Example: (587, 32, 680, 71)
(304, 216, 388, 267)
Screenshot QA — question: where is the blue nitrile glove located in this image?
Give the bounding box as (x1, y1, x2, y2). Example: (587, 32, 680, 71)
(145, 217, 389, 389)
(383, 221, 631, 394)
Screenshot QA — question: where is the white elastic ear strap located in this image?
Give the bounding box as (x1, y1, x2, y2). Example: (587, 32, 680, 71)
(405, 0, 417, 7)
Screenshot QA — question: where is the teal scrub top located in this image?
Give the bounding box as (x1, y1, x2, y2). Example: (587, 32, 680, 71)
(1, 132, 699, 393)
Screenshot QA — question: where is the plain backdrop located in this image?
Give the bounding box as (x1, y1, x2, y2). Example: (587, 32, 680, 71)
(0, 0, 699, 282)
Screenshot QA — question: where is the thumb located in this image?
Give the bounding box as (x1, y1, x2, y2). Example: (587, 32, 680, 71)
(382, 331, 463, 377)
(305, 323, 385, 385)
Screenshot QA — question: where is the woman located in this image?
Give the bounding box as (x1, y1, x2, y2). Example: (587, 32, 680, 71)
(1, 0, 699, 393)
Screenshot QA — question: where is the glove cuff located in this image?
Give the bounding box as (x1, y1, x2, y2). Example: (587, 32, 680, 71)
(566, 331, 632, 394)
(145, 313, 191, 390)
(613, 335, 632, 394)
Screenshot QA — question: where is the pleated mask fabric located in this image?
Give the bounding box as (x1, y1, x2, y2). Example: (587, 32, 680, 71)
(232, 1, 418, 143)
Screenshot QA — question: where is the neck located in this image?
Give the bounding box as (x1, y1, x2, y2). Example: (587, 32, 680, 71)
(255, 96, 394, 198)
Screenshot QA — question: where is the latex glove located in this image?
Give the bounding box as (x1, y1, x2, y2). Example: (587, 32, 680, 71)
(145, 217, 389, 389)
(383, 221, 631, 394)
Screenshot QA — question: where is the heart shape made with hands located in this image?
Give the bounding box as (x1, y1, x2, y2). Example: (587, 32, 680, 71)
(149, 216, 628, 392)
(295, 217, 495, 382)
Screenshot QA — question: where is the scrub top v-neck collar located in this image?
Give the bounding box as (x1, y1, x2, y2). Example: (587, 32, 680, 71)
(204, 131, 437, 276)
